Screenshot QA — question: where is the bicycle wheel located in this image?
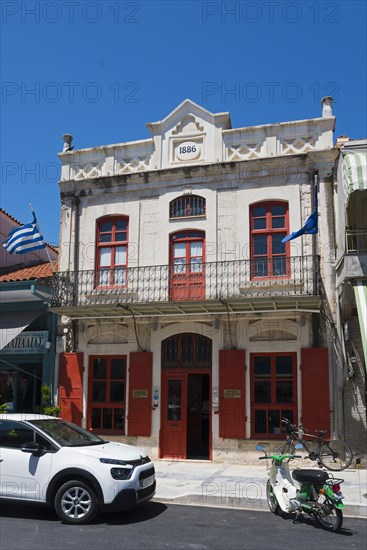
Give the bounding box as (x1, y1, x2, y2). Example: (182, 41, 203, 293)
(319, 440, 353, 471)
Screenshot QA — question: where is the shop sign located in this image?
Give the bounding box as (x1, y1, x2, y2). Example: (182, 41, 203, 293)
(2, 331, 49, 354)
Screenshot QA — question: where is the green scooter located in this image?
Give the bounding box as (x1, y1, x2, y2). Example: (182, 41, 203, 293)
(257, 444, 345, 532)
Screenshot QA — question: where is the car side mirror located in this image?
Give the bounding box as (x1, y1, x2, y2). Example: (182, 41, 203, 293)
(20, 442, 41, 455)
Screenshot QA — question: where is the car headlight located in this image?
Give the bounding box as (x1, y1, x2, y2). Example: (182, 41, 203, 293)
(110, 467, 133, 480)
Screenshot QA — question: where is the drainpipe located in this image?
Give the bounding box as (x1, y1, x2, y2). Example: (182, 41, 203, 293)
(312, 172, 320, 347)
(72, 196, 80, 352)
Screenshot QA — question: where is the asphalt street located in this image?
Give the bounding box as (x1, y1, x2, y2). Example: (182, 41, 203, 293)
(0, 501, 366, 550)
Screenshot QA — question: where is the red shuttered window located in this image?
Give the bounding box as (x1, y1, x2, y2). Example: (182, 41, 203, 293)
(96, 217, 129, 287)
(88, 356, 126, 433)
(250, 202, 290, 278)
(251, 353, 297, 438)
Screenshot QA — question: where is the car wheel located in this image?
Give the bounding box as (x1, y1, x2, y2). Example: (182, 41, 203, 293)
(54, 480, 99, 524)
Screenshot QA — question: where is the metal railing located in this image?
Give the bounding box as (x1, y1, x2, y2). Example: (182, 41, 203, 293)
(346, 230, 367, 253)
(52, 255, 319, 307)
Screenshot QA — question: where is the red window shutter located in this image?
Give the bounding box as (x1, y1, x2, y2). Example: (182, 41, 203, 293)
(59, 352, 83, 426)
(219, 349, 246, 438)
(301, 348, 330, 436)
(128, 352, 153, 436)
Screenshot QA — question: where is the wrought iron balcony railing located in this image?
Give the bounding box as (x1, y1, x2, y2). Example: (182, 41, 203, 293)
(52, 255, 319, 308)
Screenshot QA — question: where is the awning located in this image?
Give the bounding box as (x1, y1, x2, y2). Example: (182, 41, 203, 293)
(0, 311, 41, 351)
(354, 282, 367, 370)
(342, 152, 367, 204)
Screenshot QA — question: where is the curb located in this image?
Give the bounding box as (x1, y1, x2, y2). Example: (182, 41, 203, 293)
(153, 494, 367, 519)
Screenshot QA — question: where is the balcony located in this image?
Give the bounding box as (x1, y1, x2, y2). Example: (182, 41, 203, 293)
(51, 256, 320, 318)
(336, 230, 367, 286)
(346, 230, 367, 254)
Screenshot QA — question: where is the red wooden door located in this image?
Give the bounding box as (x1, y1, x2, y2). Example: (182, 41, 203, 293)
(219, 350, 246, 438)
(301, 348, 330, 436)
(170, 231, 205, 301)
(161, 374, 188, 458)
(59, 352, 83, 425)
(128, 352, 152, 436)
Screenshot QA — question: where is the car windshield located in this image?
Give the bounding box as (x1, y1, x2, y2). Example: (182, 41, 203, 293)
(29, 419, 106, 447)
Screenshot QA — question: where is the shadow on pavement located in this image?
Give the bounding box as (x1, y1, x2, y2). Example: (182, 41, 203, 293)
(276, 510, 357, 536)
(0, 500, 167, 525)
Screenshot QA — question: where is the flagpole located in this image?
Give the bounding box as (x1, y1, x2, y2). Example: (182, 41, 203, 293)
(312, 173, 319, 347)
(29, 203, 55, 273)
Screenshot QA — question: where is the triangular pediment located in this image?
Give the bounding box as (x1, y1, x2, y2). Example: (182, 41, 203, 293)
(146, 98, 231, 136)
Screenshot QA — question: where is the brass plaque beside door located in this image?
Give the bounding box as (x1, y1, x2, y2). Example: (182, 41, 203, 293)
(223, 389, 241, 398)
(132, 390, 148, 398)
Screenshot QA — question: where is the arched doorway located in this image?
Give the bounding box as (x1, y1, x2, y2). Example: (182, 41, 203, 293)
(160, 333, 211, 460)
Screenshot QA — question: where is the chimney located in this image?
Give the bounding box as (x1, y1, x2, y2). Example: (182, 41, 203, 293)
(62, 134, 73, 152)
(321, 96, 333, 118)
(336, 135, 350, 148)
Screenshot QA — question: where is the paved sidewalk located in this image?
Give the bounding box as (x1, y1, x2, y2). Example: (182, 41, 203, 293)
(153, 460, 367, 518)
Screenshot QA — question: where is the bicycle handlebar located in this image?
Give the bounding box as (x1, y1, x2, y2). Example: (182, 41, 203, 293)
(281, 417, 327, 439)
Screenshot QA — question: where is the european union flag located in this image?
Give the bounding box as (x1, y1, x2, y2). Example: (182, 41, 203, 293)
(282, 183, 318, 243)
(282, 210, 318, 243)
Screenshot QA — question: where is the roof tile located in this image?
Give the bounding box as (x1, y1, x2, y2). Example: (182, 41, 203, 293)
(0, 262, 57, 282)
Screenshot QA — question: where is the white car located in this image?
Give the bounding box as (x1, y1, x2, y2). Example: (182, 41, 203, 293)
(0, 414, 155, 524)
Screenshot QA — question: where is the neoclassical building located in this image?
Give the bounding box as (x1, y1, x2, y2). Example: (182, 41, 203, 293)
(51, 98, 364, 462)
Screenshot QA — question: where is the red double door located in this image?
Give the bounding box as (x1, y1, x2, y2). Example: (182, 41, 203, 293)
(170, 231, 205, 301)
(161, 372, 210, 459)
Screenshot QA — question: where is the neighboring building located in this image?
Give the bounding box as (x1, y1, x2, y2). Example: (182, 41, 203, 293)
(334, 139, 367, 457)
(0, 209, 58, 412)
(52, 98, 355, 463)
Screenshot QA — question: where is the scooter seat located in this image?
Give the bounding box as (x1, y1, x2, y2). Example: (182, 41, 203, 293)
(292, 469, 329, 484)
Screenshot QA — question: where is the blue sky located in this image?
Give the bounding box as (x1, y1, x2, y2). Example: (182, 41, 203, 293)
(1, 0, 366, 246)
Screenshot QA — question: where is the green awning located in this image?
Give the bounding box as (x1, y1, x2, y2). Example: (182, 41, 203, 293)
(342, 152, 367, 204)
(354, 282, 367, 370)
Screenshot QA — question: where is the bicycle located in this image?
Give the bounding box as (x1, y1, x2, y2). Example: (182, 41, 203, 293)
(277, 418, 353, 471)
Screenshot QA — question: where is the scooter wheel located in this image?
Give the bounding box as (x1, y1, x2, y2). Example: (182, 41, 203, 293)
(266, 480, 280, 515)
(313, 496, 343, 532)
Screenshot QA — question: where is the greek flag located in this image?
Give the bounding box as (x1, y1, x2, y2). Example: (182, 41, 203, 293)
(2, 213, 46, 254)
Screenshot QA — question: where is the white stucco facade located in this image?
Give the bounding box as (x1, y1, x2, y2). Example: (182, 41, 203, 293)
(52, 98, 358, 463)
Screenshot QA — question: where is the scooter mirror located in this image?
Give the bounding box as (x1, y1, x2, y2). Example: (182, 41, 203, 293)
(295, 443, 304, 449)
(256, 445, 265, 451)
